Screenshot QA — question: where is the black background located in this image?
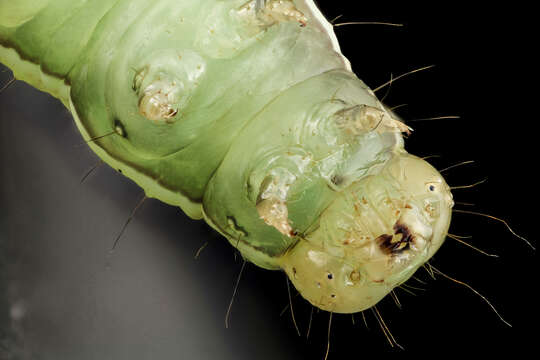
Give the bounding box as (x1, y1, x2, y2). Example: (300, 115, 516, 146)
(1, 1, 536, 359)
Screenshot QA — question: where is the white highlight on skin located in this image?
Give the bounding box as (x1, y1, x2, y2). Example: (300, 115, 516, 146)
(238, 0, 308, 27)
(138, 80, 179, 122)
(256, 168, 296, 236)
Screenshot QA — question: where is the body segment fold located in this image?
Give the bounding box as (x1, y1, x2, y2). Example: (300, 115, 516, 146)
(0, 0, 453, 313)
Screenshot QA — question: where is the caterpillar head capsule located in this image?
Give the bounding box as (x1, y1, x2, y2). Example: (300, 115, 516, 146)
(279, 153, 453, 313)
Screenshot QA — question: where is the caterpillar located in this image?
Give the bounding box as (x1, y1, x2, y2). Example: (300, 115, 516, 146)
(0, 0, 532, 358)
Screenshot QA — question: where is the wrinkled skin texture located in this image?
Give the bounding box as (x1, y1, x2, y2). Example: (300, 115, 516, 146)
(1, 0, 452, 313)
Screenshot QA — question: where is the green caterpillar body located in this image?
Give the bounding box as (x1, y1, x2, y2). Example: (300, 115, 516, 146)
(1, 0, 453, 314)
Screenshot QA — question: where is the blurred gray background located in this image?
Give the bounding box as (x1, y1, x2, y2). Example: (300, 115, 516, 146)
(1, 2, 537, 359)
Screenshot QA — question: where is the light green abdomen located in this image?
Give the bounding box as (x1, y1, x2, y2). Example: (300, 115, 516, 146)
(0, 0, 118, 101)
(1, 0, 368, 269)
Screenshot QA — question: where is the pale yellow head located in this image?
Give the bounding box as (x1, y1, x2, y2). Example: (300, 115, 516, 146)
(279, 153, 454, 313)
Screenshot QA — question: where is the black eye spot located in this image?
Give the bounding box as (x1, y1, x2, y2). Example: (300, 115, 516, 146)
(327, 273, 333, 280)
(429, 185, 435, 191)
(331, 294, 336, 298)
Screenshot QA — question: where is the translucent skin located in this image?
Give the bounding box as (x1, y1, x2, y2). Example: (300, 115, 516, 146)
(279, 153, 453, 313)
(1, 0, 454, 313)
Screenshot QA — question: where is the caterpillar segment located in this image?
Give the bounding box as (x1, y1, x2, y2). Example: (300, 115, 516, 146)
(0, 0, 453, 313)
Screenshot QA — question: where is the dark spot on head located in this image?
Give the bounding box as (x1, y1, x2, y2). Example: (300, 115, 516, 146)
(331, 294, 336, 298)
(375, 234, 394, 254)
(114, 118, 127, 138)
(393, 222, 413, 242)
(375, 222, 415, 255)
(117, 169, 122, 173)
(292, 267, 297, 275)
(429, 185, 435, 191)
(392, 222, 414, 252)
(327, 273, 333, 280)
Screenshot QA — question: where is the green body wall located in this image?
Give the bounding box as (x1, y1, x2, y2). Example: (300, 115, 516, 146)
(0, 0, 397, 269)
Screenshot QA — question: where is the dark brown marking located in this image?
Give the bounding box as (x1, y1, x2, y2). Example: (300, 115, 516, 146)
(392, 222, 414, 252)
(376, 222, 415, 255)
(393, 222, 414, 245)
(375, 234, 394, 254)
